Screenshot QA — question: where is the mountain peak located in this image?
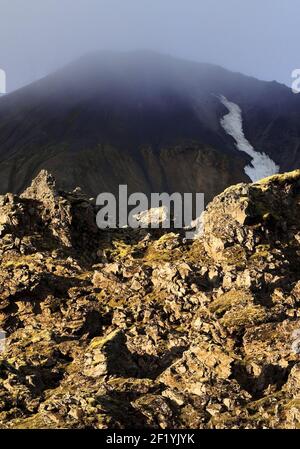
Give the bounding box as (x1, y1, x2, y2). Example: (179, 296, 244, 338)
(0, 51, 298, 199)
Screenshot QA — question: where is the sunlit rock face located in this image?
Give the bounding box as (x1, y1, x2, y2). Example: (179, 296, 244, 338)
(0, 170, 300, 429)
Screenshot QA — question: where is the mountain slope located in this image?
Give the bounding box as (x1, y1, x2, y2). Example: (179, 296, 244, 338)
(0, 51, 299, 198)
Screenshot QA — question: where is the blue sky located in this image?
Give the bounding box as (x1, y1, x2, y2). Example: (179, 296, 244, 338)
(0, 0, 299, 91)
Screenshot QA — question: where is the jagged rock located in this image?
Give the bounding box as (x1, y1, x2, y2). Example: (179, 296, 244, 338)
(159, 341, 235, 394)
(83, 330, 139, 378)
(21, 169, 98, 251)
(203, 170, 300, 262)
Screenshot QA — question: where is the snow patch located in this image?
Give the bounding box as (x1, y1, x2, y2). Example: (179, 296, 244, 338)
(219, 95, 279, 182)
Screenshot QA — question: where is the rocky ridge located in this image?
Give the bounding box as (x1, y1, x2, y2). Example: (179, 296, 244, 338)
(0, 170, 300, 428)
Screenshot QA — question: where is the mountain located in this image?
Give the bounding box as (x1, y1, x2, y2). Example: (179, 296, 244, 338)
(0, 50, 299, 201)
(1, 169, 300, 428)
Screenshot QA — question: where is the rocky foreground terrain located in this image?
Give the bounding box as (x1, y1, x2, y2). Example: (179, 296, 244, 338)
(0, 169, 300, 429)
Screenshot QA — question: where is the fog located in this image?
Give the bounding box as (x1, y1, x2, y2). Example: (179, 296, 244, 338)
(0, 0, 299, 92)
